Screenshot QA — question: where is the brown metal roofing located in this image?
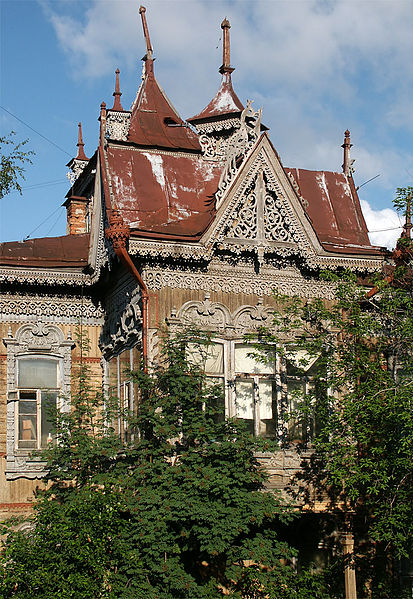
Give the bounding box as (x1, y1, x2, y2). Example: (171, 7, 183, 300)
(188, 73, 244, 123)
(106, 147, 222, 234)
(0, 234, 90, 268)
(284, 167, 380, 253)
(128, 59, 200, 151)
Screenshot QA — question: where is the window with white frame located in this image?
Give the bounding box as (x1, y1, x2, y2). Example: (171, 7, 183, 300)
(233, 343, 277, 438)
(187, 340, 278, 438)
(16, 357, 61, 449)
(187, 341, 226, 423)
(3, 323, 74, 479)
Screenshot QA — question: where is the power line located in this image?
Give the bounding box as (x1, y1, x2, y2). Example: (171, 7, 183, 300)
(45, 208, 66, 238)
(368, 225, 403, 233)
(6, 179, 67, 195)
(0, 105, 72, 157)
(23, 205, 64, 241)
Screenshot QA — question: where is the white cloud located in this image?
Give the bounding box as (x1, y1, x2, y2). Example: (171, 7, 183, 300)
(360, 200, 402, 249)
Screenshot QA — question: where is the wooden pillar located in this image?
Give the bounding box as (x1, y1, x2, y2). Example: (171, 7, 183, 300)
(342, 527, 357, 599)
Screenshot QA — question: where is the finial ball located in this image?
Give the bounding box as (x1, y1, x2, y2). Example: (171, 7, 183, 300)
(139, 5, 146, 14)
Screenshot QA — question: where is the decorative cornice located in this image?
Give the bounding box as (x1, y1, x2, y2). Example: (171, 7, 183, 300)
(0, 268, 93, 287)
(0, 292, 103, 325)
(142, 263, 338, 299)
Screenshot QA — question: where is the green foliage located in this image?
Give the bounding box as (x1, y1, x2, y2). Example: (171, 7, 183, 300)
(0, 131, 34, 199)
(0, 330, 331, 598)
(259, 273, 413, 596)
(393, 186, 413, 216)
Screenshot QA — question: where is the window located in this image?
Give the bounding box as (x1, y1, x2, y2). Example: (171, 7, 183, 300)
(106, 347, 140, 441)
(188, 340, 277, 438)
(16, 357, 60, 449)
(4, 323, 74, 479)
(285, 350, 320, 441)
(234, 344, 277, 438)
(187, 341, 226, 423)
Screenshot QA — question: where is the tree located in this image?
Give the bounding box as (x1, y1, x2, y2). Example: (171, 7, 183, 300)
(0, 330, 331, 599)
(259, 261, 413, 597)
(0, 131, 33, 199)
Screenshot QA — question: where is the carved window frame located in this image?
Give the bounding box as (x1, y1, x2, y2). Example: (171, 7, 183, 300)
(166, 295, 322, 442)
(3, 323, 74, 480)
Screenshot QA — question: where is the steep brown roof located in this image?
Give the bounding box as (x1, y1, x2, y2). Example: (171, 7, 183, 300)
(188, 73, 244, 124)
(128, 59, 199, 151)
(285, 167, 381, 254)
(105, 147, 222, 235)
(0, 234, 90, 268)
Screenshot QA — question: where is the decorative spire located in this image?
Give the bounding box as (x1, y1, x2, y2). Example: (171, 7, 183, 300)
(111, 68, 124, 111)
(76, 122, 88, 161)
(139, 6, 153, 61)
(219, 18, 234, 74)
(402, 195, 412, 239)
(342, 129, 354, 177)
(99, 102, 107, 146)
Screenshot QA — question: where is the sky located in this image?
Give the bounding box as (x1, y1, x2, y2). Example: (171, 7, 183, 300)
(1, 0, 412, 248)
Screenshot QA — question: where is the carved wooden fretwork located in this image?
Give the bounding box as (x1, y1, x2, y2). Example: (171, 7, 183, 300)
(0, 267, 93, 286)
(167, 294, 274, 338)
(142, 264, 337, 299)
(0, 292, 103, 325)
(100, 276, 142, 359)
(222, 170, 302, 252)
(3, 323, 74, 480)
(215, 100, 263, 207)
(106, 111, 131, 141)
(66, 158, 88, 184)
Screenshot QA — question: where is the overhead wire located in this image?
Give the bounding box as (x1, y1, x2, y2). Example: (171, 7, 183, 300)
(6, 179, 68, 195)
(0, 105, 72, 157)
(23, 205, 64, 241)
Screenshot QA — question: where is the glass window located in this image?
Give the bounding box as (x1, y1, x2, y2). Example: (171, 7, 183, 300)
(234, 344, 277, 438)
(17, 358, 59, 450)
(187, 341, 226, 423)
(286, 351, 320, 441)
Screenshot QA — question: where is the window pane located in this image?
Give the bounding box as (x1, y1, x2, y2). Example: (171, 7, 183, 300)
(286, 350, 319, 374)
(258, 380, 277, 438)
(235, 379, 254, 434)
(206, 377, 226, 424)
(18, 359, 58, 389)
(187, 342, 224, 374)
(235, 344, 274, 375)
(205, 344, 224, 374)
(19, 414, 37, 448)
(41, 392, 57, 447)
(287, 379, 305, 440)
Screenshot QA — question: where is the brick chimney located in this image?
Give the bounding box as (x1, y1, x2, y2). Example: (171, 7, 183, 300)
(64, 195, 90, 235)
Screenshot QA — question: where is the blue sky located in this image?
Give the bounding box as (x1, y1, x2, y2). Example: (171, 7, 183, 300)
(1, 0, 412, 248)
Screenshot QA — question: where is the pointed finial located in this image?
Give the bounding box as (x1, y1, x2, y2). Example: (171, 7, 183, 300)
(139, 6, 153, 61)
(111, 68, 124, 111)
(76, 122, 88, 161)
(99, 102, 107, 146)
(219, 17, 234, 75)
(342, 129, 354, 176)
(402, 194, 412, 239)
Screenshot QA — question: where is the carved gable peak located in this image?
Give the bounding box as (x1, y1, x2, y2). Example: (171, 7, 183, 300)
(201, 135, 323, 268)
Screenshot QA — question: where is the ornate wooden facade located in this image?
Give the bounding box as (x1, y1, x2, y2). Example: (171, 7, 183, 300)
(0, 8, 384, 555)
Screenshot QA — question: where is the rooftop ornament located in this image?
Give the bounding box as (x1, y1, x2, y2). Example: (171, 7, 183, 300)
(111, 68, 124, 111)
